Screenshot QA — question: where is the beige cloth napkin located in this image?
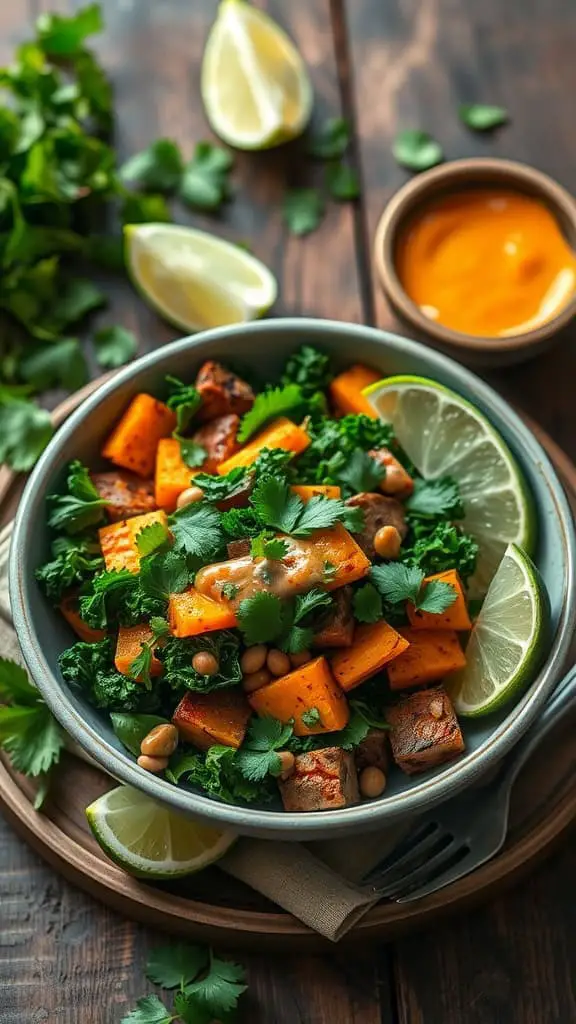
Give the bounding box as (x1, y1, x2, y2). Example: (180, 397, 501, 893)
(1, 522, 410, 941)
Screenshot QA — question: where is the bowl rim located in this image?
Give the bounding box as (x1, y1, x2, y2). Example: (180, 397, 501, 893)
(374, 157, 576, 355)
(9, 318, 576, 840)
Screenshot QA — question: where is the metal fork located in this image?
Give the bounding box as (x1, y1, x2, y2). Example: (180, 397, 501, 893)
(362, 665, 576, 903)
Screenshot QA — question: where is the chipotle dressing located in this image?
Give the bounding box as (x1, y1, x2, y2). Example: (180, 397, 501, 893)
(396, 189, 576, 337)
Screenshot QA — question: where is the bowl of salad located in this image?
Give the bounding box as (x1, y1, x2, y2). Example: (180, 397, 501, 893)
(9, 319, 576, 840)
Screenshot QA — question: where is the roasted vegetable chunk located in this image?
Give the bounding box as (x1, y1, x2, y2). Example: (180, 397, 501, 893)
(354, 728, 389, 774)
(59, 595, 106, 643)
(115, 624, 163, 679)
(279, 747, 360, 812)
(249, 656, 349, 736)
(386, 687, 465, 775)
(387, 629, 466, 690)
(172, 689, 251, 750)
(92, 471, 157, 522)
(313, 587, 354, 648)
(155, 437, 196, 511)
(102, 393, 176, 477)
(329, 364, 380, 417)
(99, 510, 168, 573)
(193, 413, 240, 473)
(331, 620, 409, 691)
(169, 589, 238, 637)
(217, 417, 310, 475)
(195, 360, 254, 422)
(407, 569, 472, 631)
(346, 492, 407, 559)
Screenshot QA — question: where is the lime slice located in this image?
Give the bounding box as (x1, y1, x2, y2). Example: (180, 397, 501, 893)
(364, 375, 536, 597)
(446, 544, 548, 716)
(86, 785, 236, 878)
(125, 223, 277, 333)
(201, 0, 313, 150)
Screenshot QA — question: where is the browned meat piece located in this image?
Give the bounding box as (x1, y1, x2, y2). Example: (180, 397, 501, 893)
(385, 687, 465, 775)
(91, 471, 157, 522)
(369, 448, 414, 499)
(345, 492, 407, 559)
(313, 587, 354, 648)
(195, 360, 254, 422)
(227, 538, 251, 558)
(216, 475, 253, 512)
(279, 747, 360, 812)
(355, 729, 389, 774)
(193, 414, 241, 474)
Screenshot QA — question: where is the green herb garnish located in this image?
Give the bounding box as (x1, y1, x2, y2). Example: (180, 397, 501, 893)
(392, 130, 444, 171)
(282, 187, 324, 236)
(459, 104, 508, 131)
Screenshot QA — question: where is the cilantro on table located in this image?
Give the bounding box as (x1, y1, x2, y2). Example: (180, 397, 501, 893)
(93, 325, 138, 369)
(306, 117, 351, 160)
(59, 638, 161, 712)
(392, 129, 444, 172)
(21, 338, 88, 391)
(160, 632, 242, 694)
(326, 161, 360, 201)
(237, 383, 305, 443)
(121, 942, 247, 1024)
(119, 139, 184, 193)
(46, 461, 106, 535)
(0, 657, 65, 809)
(370, 562, 457, 614)
(459, 104, 508, 131)
(179, 141, 234, 211)
(235, 716, 294, 782)
(402, 520, 478, 583)
(282, 187, 325, 236)
(35, 533, 104, 600)
(280, 344, 334, 400)
(0, 398, 52, 472)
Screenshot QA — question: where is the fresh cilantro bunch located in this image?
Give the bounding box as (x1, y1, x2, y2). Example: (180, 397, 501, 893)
(121, 942, 247, 1023)
(160, 632, 242, 694)
(59, 639, 161, 712)
(0, 658, 65, 809)
(237, 588, 333, 652)
(293, 414, 397, 492)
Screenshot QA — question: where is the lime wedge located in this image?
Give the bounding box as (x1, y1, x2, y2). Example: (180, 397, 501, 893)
(201, 0, 313, 150)
(364, 375, 536, 597)
(125, 223, 277, 333)
(86, 785, 236, 878)
(446, 544, 549, 716)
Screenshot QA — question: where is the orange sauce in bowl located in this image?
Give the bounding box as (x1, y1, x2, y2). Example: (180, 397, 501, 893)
(396, 189, 576, 337)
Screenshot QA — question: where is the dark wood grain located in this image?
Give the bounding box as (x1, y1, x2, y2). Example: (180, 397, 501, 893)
(1, 0, 576, 1021)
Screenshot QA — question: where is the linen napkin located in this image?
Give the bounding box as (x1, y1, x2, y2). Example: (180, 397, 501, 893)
(1, 522, 410, 941)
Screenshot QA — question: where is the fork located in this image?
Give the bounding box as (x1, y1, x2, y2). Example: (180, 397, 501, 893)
(361, 665, 576, 903)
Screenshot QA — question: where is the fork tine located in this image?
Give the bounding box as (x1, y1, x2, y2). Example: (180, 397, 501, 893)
(396, 845, 491, 903)
(381, 841, 468, 900)
(362, 821, 441, 888)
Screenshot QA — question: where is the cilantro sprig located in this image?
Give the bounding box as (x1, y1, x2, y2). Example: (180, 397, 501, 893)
(237, 383, 304, 443)
(370, 563, 457, 614)
(235, 716, 294, 782)
(237, 588, 332, 652)
(46, 461, 106, 535)
(0, 658, 65, 809)
(251, 476, 363, 537)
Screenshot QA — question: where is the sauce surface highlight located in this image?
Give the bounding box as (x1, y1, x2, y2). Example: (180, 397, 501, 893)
(396, 189, 576, 337)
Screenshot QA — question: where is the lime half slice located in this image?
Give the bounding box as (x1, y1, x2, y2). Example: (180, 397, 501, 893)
(86, 785, 236, 879)
(125, 222, 277, 333)
(201, 0, 313, 150)
(447, 544, 548, 717)
(364, 375, 536, 597)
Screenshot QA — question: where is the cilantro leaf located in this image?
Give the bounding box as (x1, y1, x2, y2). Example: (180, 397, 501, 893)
(165, 376, 202, 433)
(406, 477, 464, 520)
(250, 533, 289, 560)
(192, 467, 248, 505)
(135, 521, 170, 557)
(47, 460, 106, 534)
(36, 3, 103, 57)
(110, 713, 169, 757)
(279, 625, 314, 654)
(183, 953, 248, 1014)
(237, 592, 284, 645)
(36, 535, 104, 601)
(392, 130, 444, 171)
(235, 747, 282, 782)
(416, 579, 458, 614)
(146, 943, 209, 990)
(139, 550, 190, 604)
(307, 117, 350, 159)
(370, 562, 424, 606)
(459, 103, 508, 131)
(349, 699, 389, 731)
(0, 399, 53, 471)
(119, 139, 183, 192)
(326, 161, 360, 200)
(281, 345, 333, 399)
(283, 187, 324, 236)
(338, 449, 385, 494)
(129, 643, 154, 689)
(293, 588, 332, 623)
(353, 583, 383, 624)
(20, 338, 88, 391)
(93, 325, 138, 369)
(251, 477, 303, 534)
(335, 710, 372, 751)
(291, 495, 351, 537)
(301, 706, 322, 728)
(237, 383, 304, 443)
(167, 745, 266, 804)
(0, 658, 38, 704)
(150, 616, 170, 639)
(221, 583, 239, 600)
(121, 192, 171, 224)
(170, 503, 223, 560)
(119, 995, 173, 1024)
(180, 142, 233, 211)
(177, 437, 206, 469)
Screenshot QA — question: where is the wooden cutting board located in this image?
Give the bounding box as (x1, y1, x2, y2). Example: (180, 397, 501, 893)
(1, 380, 575, 951)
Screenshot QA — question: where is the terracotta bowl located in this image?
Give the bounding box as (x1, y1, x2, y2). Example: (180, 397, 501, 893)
(374, 157, 576, 367)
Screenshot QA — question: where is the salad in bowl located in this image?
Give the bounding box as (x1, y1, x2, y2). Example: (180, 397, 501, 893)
(34, 341, 548, 816)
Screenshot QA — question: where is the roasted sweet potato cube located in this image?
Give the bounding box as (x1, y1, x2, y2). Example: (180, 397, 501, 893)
(59, 595, 106, 643)
(279, 747, 360, 812)
(99, 510, 168, 573)
(172, 690, 251, 750)
(407, 569, 472, 631)
(115, 624, 163, 679)
(354, 729, 389, 774)
(102, 394, 176, 477)
(248, 656, 349, 736)
(386, 629, 466, 690)
(329, 364, 380, 417)
(168, 589, 238, 637)
(331, 620, 410, 691)
(386, 687, 465, 775)
(155, 437, 196, 511)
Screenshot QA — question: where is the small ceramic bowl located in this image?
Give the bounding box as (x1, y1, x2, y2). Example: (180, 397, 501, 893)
(374, 158, 576, 367)
(9, 319, 576, 841)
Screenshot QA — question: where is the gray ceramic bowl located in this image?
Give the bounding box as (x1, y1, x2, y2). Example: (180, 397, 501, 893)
(9, 319, 576, 841)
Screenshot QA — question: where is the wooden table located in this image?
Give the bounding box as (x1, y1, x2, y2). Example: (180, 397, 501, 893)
(2, 1, 576, 1021)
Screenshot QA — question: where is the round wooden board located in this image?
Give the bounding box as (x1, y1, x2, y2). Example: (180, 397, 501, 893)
(1, 379, 575, 951)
